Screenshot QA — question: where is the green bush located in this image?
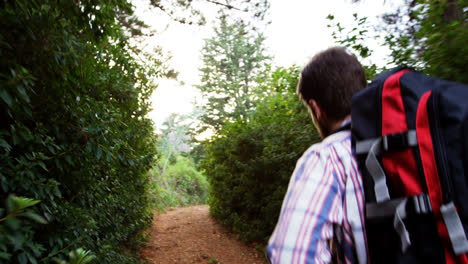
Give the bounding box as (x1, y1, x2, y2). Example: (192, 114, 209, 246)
(202, 66, 321, 242)
(150, 155, 209, 209)
(0, 1, 159, 263)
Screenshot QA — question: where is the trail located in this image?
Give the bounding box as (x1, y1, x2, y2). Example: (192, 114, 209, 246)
(140, 205, 266, 264)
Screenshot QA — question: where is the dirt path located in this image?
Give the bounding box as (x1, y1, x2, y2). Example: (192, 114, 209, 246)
(140, 205, 266, 264)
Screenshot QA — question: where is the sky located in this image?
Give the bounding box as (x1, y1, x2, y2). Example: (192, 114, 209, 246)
(132, 0, 403, 129)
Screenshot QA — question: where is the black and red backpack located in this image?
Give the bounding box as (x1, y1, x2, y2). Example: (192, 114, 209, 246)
(351, 67, 468, 263)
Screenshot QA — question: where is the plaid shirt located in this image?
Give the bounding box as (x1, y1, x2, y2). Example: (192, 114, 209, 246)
(267, 129, 368, 264)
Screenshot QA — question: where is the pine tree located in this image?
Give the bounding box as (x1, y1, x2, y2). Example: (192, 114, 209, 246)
(197, 14, 270, 132)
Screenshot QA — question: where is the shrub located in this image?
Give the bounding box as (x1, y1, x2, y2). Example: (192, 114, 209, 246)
(0, 1, 159, 262)
(150, 155, 209, 209)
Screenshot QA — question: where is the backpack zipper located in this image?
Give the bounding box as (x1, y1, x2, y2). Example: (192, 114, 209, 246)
(429, 90, 453, 203)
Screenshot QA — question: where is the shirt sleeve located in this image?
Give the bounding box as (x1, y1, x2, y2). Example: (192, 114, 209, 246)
(267, 150, 344, 264)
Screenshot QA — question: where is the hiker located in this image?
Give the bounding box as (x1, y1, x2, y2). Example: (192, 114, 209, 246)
(267, 47, 368, 264)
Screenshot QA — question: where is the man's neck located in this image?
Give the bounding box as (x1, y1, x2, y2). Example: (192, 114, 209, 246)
(328, 115, 351, 135)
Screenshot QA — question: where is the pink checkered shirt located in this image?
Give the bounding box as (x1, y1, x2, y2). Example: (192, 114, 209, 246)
(267, 129, 368, 264)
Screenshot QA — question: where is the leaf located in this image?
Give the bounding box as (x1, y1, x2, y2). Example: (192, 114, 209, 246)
(10, 196, 41, 212)
(96, 147, 102, 160)
(0, 89, 12, 107)
(65, 155, 73, 165)
(38, 161, 48, 171)
(6, 194, 16, 213)
(5, 217, 20, 229)
(54, 187, 61, 198)
(21, 211, 48, 224)
(53, 258, 67, 264)
(0, 252, 11, 260)
(28, 254, 38, 264)
(67, 248, 96, 264)
(85, 142, 92, 153)
(16, 85, 30, 103)
(18, 252, 27, 264)
(0, 139, 12, 152)
(12, 133, 19, 145)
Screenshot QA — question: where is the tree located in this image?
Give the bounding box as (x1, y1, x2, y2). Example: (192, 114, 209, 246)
(197, 14, 270, 132)
(328, 0, 467, 84)
(0, 1, 160, 262)
(158, 114, 192, 176)
(381, 0, 467, 83)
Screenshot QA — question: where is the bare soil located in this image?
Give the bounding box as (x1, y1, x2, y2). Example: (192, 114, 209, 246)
(140, 205, 266, 264)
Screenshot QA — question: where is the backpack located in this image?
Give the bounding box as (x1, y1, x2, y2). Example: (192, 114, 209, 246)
(351, 67, 468, 264)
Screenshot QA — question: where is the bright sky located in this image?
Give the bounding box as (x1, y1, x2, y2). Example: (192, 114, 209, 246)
(132, 0, 402, 129)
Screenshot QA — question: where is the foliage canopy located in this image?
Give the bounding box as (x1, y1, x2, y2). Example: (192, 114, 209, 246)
(197, 14, 270, 132)
(0, 0, 160, 262)
(381, 0, 467, 83)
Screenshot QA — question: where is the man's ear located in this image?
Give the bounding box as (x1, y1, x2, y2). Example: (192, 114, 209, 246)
(308, 99, 322, 120)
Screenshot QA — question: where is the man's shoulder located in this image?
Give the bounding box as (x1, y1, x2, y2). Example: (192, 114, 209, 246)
(298, 130, 352, 165)
(309, 130, 351, 153)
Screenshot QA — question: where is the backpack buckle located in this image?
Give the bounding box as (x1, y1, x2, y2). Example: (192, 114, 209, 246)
(382, 130, 418, 152)
(408, 193, 433, 215)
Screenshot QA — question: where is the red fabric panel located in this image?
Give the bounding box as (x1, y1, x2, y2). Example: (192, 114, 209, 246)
(381, 69, 423, 197)
(416, 91, 465, 264)
(460, 254, 468, 263)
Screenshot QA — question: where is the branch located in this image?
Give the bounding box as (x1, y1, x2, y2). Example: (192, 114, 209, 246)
(205, 0, 245, 12)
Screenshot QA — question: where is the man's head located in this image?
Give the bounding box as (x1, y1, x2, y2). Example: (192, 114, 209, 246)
(297, 47, 366, 138)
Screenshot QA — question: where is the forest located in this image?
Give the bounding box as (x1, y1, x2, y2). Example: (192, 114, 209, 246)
(0, 0, 466, 263)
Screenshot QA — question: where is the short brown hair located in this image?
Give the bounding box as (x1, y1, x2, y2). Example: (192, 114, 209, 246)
(297, 47, 366, 121)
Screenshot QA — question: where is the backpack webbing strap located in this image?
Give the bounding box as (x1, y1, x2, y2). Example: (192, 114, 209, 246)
(441, 202, 468, 255)
(394, 199, 411, 252)
(356, 130, 418, 155)
(357, 131, 418, 203)
(365, 138, 390, 202)
(356, 130, 418, 203)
